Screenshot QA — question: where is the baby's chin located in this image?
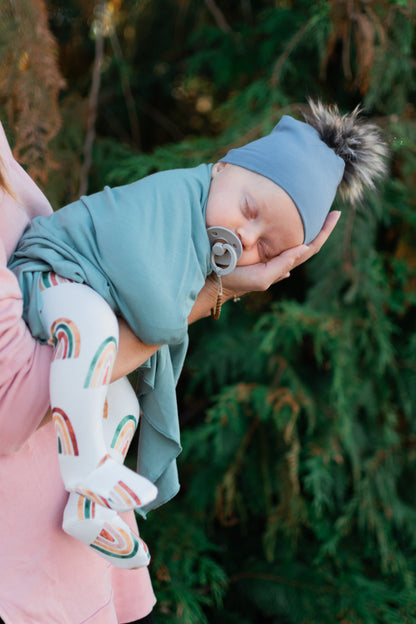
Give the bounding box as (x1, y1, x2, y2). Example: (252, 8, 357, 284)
(236, 255, 261, 267)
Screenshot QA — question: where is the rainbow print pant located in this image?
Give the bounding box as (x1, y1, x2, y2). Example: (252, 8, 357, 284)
(38, 274, 157, 568)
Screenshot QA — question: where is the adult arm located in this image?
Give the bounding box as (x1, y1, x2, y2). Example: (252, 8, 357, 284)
(0, 123, 56, 453)
(112, 210, 341, 378)
(0, 241, 52, 453)
(16, 209, 341, 435)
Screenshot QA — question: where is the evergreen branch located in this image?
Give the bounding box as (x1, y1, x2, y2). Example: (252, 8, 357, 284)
(215, 415, 260, 526)
(228, 570, 334, 593)
(203, 0, 232, 34)
(109, 27, 141, 147)
(270, 19, 311, 87)
(78, 4, 105, 196)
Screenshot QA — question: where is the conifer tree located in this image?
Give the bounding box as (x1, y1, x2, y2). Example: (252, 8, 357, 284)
(1, 1, 415, 622)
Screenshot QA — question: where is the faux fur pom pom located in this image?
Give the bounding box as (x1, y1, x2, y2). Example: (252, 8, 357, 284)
(303, 99, 389, 205)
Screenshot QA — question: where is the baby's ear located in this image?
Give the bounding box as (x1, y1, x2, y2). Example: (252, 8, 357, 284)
(211, 161, 227, 178)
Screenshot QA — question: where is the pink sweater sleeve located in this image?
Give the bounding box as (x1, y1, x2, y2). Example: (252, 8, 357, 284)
(0, 241, 52, 453)
(0, 122, 53, 453)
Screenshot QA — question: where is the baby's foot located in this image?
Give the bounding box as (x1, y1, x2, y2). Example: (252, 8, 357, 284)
(74, 455, 158, 512)
(63, 492, 151, 569)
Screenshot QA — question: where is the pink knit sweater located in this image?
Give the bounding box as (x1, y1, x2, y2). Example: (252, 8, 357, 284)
(0, 124, 155, 623)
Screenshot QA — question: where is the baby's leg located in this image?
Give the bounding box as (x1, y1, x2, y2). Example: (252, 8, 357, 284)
(63, 377, 151, 569)
(102, 375, 140, 466)
(39, 276, 157, 511)
(63, 492, 151, 569)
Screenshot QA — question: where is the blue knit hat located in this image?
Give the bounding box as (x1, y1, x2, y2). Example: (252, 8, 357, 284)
(221, 115, 345, 244)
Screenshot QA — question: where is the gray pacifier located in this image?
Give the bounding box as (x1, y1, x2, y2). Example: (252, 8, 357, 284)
(207, 226, 243, 276)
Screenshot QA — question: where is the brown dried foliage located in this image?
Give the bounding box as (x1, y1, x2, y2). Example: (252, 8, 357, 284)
(320, 0, 389, 94)
(0, 0, 66, 186)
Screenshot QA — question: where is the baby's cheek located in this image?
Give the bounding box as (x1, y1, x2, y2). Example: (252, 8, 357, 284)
(237, 249, 261, 267)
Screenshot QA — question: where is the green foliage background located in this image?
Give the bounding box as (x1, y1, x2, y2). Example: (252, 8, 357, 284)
(1, 1, 416, 622)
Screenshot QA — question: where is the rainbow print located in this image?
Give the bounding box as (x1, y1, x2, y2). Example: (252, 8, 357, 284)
(84, 337, 117, 388)
(110, 414, 137, 458)
(97, 454, 112, 467)
(40, 271, 74, 290)
(53, 407, 79, 456)
(90, 522, 141, 560)
(76, 481, 142, 510)
(49, 318, 81, 360)
(108, 480, 142, 509)
(77, 495, 96, 520)
(75, 487, 112, 509)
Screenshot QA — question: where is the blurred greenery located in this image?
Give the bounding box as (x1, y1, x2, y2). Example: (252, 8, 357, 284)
(1, 0, 416, 622)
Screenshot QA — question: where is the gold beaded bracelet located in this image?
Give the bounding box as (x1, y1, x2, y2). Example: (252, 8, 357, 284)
(211, 274, 223, 320)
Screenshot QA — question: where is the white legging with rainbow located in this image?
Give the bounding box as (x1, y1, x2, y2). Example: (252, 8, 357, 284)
(38, 273, 158, 569)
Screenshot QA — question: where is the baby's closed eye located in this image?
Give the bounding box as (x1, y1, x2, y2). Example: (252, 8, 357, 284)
(258, 239, 275, 263)
(242, 194, 258, 220)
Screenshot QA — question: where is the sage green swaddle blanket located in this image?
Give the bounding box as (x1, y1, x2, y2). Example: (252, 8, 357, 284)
(10, 164, 213, 513)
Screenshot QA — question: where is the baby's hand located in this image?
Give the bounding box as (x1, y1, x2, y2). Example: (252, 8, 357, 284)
(222, 211, 341, 297)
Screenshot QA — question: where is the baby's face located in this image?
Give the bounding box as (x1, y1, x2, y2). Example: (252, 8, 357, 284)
(205, 162, 304, 266)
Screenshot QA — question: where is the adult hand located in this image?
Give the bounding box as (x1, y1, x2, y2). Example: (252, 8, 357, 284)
(105, 210, 341, 382)
(221, 210, 341, 298)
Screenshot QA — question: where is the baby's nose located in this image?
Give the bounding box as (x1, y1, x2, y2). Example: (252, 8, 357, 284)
(238, 224, 257, 250)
